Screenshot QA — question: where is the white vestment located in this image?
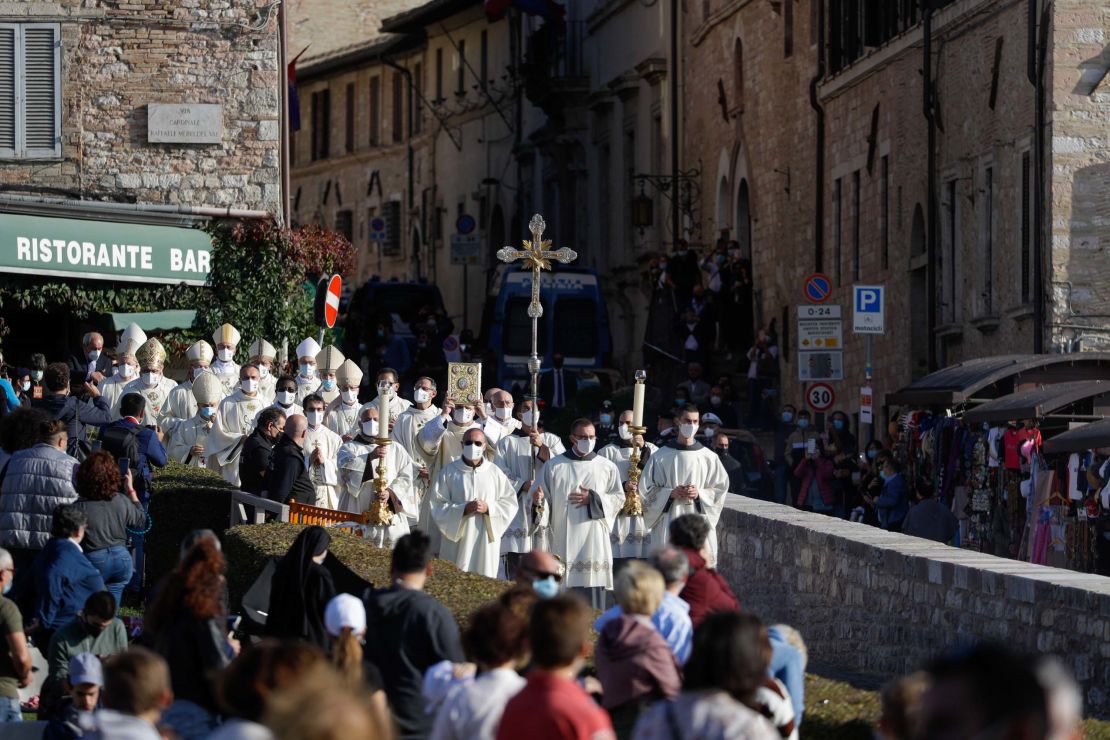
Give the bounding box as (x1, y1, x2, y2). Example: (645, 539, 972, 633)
(542, 452, 625, 590)
(418, 416, 494, 556)
(481, 417, 521, 448)
(257, 373, 277, 404)
(430, 459, 518, 578)
(295, 374, 321, 405)
(599, 442, 659, 559)
(393, 404, 440, 462)
(495, 431, 564, 555)
(112, 376, 179, 427)
(209, 360, 240, 396)
(163, 381, 198, 429)
(206, 390, 266, 486)
(337, 438, 415, 548)
(98, 376, 130, 412)
(641, 442, 731, 567)
(304, 424, 342, 509)
(164, 416, 214, 468)
(324, 399, 360, 439)
(372, 393, 413, 419)
(257, 402, 302, 424)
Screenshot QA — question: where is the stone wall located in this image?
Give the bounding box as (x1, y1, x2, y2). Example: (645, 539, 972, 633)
(716, 497, 1110, 716)
(0, 0, 281, 212)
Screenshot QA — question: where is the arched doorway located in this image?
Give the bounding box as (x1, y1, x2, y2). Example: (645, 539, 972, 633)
(909, 204, 928, 378)
(735, 179, 752, 260)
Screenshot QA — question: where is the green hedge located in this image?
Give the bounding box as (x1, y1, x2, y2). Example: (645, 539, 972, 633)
(145, 463, 236, 589)
(223, 523, 511, 627)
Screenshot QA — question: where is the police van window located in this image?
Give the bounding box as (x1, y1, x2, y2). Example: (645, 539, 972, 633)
(553, 298, 597, 358)
(504, 297, 549, 356)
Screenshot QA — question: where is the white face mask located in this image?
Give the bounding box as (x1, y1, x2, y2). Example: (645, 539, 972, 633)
(276, 390, 295, 406)
(679, 423, 699, 440)
(618, 424, 633, 441)
(453, 408, 474, 425)
(141, 371, 159, 387)
(119, 364, 136, 380)
(241, 378, 259, 394)
(522, 410, 538, 428)
(361, 420, 379, 437)
(300, 363, 316, 378)
(575, 437, 595, 456)
(20, 381, 29, 392)
(87, 349, 101, 362)
(414, 388, 432, 405)
(258, 365, 270, 379)
(461, 442, 484, 462)
(704, 427, 716, 439)
(306, 410, 324, 427)
(31, 370, 43, 382)
(192, 366, 207, 380)
(484, 402, 493, 417)
(217, 347, 235, 363)
(494, 406, 512, 421)
(341, 389, 358, 404)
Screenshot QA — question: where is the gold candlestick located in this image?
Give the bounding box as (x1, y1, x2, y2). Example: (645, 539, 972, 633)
(367, 437, 395, 526)
(623, 425, 647, 516)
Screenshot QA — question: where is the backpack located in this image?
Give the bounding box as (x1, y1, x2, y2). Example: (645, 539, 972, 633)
(99, 423, 142, 479)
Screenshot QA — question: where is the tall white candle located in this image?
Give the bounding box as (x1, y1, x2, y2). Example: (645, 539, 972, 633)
(379, 384, 391, 440)
(632, 380, 645, 429)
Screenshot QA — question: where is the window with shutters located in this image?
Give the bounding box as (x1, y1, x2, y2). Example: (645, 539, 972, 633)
(382, 200, 402, 256)
(368, 77, 380, 146)
(0, 23, 61, 159)
(391, 72, 403, 144)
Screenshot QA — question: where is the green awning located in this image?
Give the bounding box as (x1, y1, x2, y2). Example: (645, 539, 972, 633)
(107, 310, 197, 333)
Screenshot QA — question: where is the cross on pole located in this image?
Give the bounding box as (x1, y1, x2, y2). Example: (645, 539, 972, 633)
(497, 213, 577, 478)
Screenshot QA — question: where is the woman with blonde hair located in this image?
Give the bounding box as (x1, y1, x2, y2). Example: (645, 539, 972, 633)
(324, 594, 390, 729)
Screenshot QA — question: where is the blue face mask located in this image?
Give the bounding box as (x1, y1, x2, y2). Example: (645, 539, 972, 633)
(880, 470, 890, 481)
(782, 412, 794, 423)
(600, 414, 612, 426)
(200, 407, 215, 419)
(867, 449, 878, 460)
(321, 379, 337, 391)
(675, 399, 686, 407)
(833, 419, 845, 430)
(797, 418, 810, 429)
(533, 576, 560, 600)
(2, 579, 11, 595)
(715, 254, 726, 265)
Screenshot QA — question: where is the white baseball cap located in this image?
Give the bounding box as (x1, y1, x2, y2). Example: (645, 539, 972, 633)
(325, 593, 366, 636)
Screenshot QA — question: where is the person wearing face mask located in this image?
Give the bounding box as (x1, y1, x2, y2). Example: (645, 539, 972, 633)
(826, 410, 858, 457)
(785, 409, 819, 508)
(314, 345, 346, 406)
(205, 364, 267, 486)
(773, 404, 797, 505)
(111, 338, 178, 428)
(27, 353, 48, 401)
(238, 407, 287, 497)
(43, 593, 126, 716)
(697, 413, 723, 447)
(324, 360, 364, 440)
(302, 394, 343, 509)
(599, 410, 658, 567)
(67, 331, 112, 390)
(293, 337, 322, 405)
(210, 323, 243, 396)
(267, 414, 316, 505)
(96, 324, 146, 412)
(13, 368, 31, 407)
(495, 399, 565, 579)
(336, 405, 415, 548)
(540, 419, 625, 610)
(704, 385, 737, 427)
(641, 406, 731, 567)
(393, 376, 441, 462)
(371, 368, 412, 419)
(793, 438, 835, 514)
(248, 338, 278, 404)
(163, 340, 218, 428)
(430, 428, 519, 578)
(482, 389, 521, 448)
(164, 372, 223, 469)
(419, 398, 494, 534)
(710, 432, 743, 495)
(266, 375, 303, 419)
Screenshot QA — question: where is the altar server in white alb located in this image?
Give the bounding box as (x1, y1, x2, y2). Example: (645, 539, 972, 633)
(163, 340, 217, 426)
(113, 338, 178, 426)
(210, 323, 242, 395)
(294, 337, 322, 404)
(641, 405, 731, 566)
(206, 364, 266, 485)
(541, 418, 625, 607)
(599, 409, 658, 562)
(430, 428, 518, 578)
(370, 368, 412, 419)
(393, 376, 440, 462)
(301, 393, 343, 509)
(495, 398, 563, 578)
(315, 345, 345, 406)
(337, 403, 415, 547)
(100, 323, 146, 411)
(325, 360, 363, 440)
(481, 388, 521, 447)
(248, 338, 279, 403)
(165, 371, 223, 468)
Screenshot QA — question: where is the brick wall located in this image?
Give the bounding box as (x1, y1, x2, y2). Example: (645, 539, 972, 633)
(716, 497, 1110, 716)
(0, 0, 280, 212)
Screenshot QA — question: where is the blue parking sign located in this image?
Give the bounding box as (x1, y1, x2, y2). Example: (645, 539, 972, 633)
(852, 285, 885, 334)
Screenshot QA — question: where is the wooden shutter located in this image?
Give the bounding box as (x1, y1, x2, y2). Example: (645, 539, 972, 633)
(22, 25, 59, 156)
(0, 26, 15, 154)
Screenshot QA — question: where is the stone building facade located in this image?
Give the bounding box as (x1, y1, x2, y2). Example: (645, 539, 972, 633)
(0, 0, 281, 211)
(685, 0, 1110, 423)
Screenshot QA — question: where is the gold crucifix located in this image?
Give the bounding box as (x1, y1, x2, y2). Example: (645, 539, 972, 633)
(497, 214, 578, 322)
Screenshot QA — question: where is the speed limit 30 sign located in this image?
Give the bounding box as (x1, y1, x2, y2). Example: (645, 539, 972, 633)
(806, 382, 836, 413)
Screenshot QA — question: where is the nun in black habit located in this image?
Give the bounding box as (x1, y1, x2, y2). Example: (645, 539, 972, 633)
(264, 525, 337, 649)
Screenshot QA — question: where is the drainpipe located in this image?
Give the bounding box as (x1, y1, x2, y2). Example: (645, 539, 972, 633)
(807, 0, 825, 272)
(383, 58, 416, 280)
(1029, 0, 1046, 353)
(670, 0, 680, 247)
(923, 0, 938, 371)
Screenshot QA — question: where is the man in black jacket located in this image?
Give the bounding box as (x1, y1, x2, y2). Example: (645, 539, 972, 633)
(32, 363, 112, 458)
(240, 407, 287, 496)
(67, 331, 113, 384)
(364, 530, 464, 740)
(267, 414, 314, 504)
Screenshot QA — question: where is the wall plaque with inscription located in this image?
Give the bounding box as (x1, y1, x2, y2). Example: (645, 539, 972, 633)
(148, 104, 223, 144)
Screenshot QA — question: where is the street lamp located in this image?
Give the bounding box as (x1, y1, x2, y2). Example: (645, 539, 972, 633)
(632, 185, 654, 232)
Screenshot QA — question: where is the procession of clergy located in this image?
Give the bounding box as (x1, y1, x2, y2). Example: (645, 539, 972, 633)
(107, 321, 730, 604)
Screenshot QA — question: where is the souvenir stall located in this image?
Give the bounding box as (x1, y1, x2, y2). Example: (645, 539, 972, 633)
(1044, 418, 1110, 576)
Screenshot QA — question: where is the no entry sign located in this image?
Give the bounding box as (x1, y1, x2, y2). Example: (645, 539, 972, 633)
(806, 382, 836, 413)
(323, 274, 342, 328)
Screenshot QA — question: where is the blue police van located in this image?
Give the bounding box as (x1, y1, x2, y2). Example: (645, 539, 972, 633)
(487, 266, 613, 390)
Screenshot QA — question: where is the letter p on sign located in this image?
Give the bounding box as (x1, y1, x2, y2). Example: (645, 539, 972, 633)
(852, 284, 885, 334)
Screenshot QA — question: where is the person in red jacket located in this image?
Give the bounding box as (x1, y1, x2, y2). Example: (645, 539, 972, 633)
(668, 514, 740, 627)
(497, 595, 615, 740)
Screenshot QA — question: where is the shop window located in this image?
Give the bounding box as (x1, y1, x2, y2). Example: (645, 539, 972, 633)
(0, 23, 61, 159)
